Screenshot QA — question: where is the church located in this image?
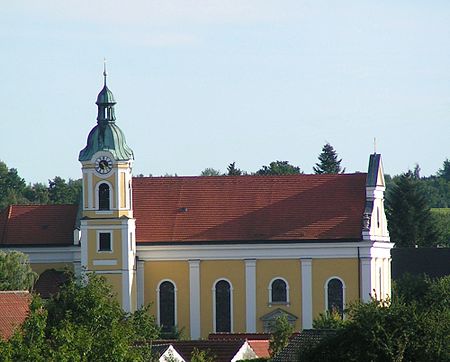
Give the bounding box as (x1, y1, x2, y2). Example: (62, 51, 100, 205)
(0, 74, 393, 339)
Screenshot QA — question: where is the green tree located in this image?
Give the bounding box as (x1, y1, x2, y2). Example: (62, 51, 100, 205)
(313, 309, 345, 330)
(256, 161, 302, 176)
(299, 295, 450, 362)
(48, 177, 82, 204)
(191, 348, 216, 362)
(0, 161, 28, 210)
(313, 143, 344, 174)
(200, 168, 221, 176)
(226, 162, 243, 176)
(269, 314, 294, 358)
(385, 171, 441, 247)
(23, 182, 50, 204)
(3, 273, 160, 361)
(0, 251, 38, 291)
(438, 158, 450, 181)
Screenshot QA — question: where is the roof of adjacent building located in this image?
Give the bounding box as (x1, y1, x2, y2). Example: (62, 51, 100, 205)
(247, 339, 271, 358)
(0, 291, 30, 340)
(0, 204, 78, 246)
(158, 340, 248, 362)
(133, 173, 367, 243)
(272, 329, 337, 362)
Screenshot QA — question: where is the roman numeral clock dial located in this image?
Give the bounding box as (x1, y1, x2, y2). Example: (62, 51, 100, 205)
(95, 156, 113, 174)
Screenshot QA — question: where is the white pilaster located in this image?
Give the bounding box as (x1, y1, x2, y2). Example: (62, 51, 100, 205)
(360, 257, 373, 302)
(189, 259, 201, 339)
(245, 259, 257, 333)
(137, 260, 145, 309)
(301, 258, 313, 329)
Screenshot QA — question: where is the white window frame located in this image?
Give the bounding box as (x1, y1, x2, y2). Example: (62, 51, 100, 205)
(97, 230, 113, 253)
(212, 278, 233, 333)
(156, 279, 178, 329)
(268, 277, 290, 306)
(324, 276, 346, 314)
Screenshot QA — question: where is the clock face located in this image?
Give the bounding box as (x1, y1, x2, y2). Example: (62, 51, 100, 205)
(95, 156, 113, 174)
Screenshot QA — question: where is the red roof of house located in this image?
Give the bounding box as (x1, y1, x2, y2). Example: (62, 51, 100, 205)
(248, 339, 271, 358)
(0, 291, 30, 340)
(0, 205, 78, 246)
(163, 340, 247, 362)
(133, 174, 367, 243)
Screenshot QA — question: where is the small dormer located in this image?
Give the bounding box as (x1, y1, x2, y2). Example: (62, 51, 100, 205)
(362, 154, 390, 242)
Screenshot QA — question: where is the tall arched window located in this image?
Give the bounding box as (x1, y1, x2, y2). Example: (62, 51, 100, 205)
(158, 280, 176, 334)
(326, 278, 344, 317)
(99, 183, 110, 210)
(269, 278, 289, 304)
(214, 279, 232, 332)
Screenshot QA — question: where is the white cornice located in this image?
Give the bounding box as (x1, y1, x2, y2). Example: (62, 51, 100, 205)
(1, 246, 80, 263)
(136, 241, 395, 260)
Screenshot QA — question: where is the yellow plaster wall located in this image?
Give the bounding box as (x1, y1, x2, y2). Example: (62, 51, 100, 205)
(120, 172, 126, 209)
(31, 262, 73, 275)
(144, 261, 190, 336)
(100, 273, 123, 306)
(87, 229, 122, 270)
(93, 174, 116, 209)
(311, 258, 359, 318)
(200, 260, 246, 338)
(256, 259, 302, 331)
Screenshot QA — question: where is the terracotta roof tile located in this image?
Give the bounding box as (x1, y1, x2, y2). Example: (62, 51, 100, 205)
(163, 340, 246, 362)
(248, 339, 271, 358)
(0, 291, 30, 340)
(0, 205, 78, 245)
(133, 174, 367, 243)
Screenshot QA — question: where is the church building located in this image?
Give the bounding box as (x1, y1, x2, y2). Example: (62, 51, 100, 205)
(0, 75, 393, 339)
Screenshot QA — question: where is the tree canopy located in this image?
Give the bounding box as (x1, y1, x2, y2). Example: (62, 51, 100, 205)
(0, 273, 160, 361)
(0, 251, 38, 291)
(256, 161, 302, 176)
(302, 275, 450, 362)
(313, 143, 344, 174)
(385, 171, 441, 247)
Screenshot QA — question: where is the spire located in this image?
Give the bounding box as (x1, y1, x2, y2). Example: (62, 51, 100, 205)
(103, 58, 108, 86)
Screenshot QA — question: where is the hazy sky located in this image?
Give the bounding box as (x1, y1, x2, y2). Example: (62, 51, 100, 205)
(1, 1, 449, 184)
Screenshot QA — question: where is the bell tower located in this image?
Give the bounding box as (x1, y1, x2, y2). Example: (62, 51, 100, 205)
(79, 66, 137, 312)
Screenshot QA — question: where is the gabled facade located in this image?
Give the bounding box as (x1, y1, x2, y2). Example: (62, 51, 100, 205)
(0, 75, 394, 339)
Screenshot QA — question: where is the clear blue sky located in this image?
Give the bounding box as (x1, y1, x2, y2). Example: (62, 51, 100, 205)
(1, 1, 449, 184)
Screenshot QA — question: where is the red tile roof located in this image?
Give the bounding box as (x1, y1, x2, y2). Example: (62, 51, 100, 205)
(133, 174, 367, 243)
(163, 340, 247, 362)
(248, 339, 271, 358)
(0, 205, 78, 246)
(209, 332, 271, 340)
(0, 291, 30, 340)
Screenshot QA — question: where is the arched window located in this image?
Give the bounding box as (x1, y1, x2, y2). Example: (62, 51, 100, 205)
(214, 279, 232, 332)
(326, 278, 344, 317)
(269, 278, 289, 304)
(98, 183, 110, 210)
(158, 280, 176, 334)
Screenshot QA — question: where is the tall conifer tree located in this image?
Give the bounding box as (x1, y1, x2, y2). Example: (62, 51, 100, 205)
(313, 143, 344, 174)
(385, 171, 440, 247)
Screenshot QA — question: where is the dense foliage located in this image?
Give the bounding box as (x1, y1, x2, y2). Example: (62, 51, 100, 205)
(0, 251, 38, 291)
(313, 143, 344, 174)
(385, 171, 441, 247)
(256, 161, 302, 175)
(0, 273, 160, 361)
(269, 314, 294, 358)
(0, 161, 81, 210)
(302, 275, 450, 362)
